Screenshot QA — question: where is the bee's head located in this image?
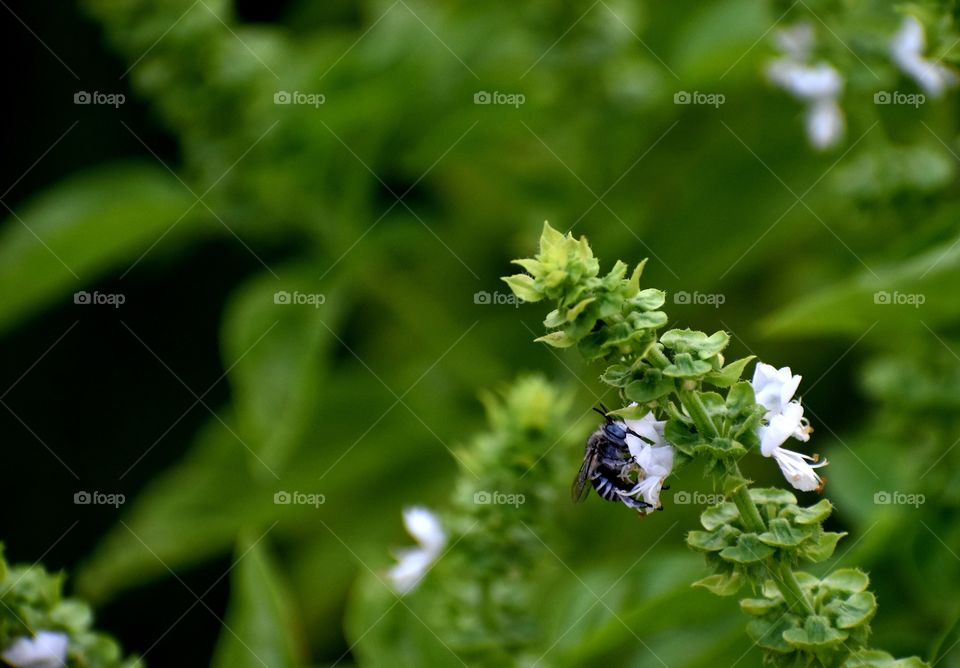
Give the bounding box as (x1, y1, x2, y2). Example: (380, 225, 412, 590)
(603, 421, 627, 441)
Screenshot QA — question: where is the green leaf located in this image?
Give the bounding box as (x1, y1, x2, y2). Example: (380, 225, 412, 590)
(223, 267, 337, 473)
(821, 569, 870, 594)
(704, 356, 756, 388)
(740, 596, 783, 617)
(663, 352, 713, 378)
(692, 572, 742, 596)
(758, 518, 812, 548)
(762, 235, 960, 337)
(660, 329, 730, 359)
(501, 274, 542, 302)
(0, 162, 204, 332)
(830, 591, 877, 629)
(631, 287, 665, 310)
(843, 650, 931, 667)
(782, 615, 848, 652)
(750, 488, 798, 506)
(535, 330, 577, 348)
(624, 369, 675, 403)
(211, 532, 302, 668)
(791, 499, 834, 525)
(695, 437, 747, 458)
(687, 527, 739, 552)
(700, 502, 740, 531)
(799, 531, 847, 563)
(720, 533, 775, 563)
(746, 615, 798, 652)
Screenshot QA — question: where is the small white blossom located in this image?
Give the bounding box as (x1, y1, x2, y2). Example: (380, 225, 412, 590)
(2, 630, 69, 668)
(387, 506, 446, 594)
(767, 24, 846, 150)
(751, 362, 826, 492)
(891, 15, 957, 97)
(622, 410, 675, 512)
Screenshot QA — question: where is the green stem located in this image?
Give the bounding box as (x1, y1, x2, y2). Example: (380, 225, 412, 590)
(727, 468, 765, 533)
(679, 388, 719, 439)
(773, 561, 815, 616)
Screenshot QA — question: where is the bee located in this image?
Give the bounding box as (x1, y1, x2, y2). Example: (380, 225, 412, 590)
(572, 406, 654, 512)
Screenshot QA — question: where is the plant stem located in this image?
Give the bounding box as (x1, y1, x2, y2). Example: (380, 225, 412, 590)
(773, 561, 815, 616)
(679, 388, 719, 439)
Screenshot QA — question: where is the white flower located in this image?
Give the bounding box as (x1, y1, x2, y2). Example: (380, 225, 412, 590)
(387, 506, 446, 594)
(891, 15, 957, 97)
(2, 630, 69, 668)
(751, 362, 826, 492)
(766, 25, 846, 150)
(806, 99, 845, 151)
(751, 362, 802, 417)
(622, 410, 675, 512)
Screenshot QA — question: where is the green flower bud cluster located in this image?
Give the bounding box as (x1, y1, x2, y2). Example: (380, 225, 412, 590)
(503, 222, 929, 667)
(503, 222, 667, 363)
(419, 376, 576, 666)
(687, 489, 843, 597)
(0, 546, 141, 668)
(740, 567, 930, 668)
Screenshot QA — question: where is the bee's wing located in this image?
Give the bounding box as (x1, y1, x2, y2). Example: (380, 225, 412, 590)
(571, 450, 597, 503)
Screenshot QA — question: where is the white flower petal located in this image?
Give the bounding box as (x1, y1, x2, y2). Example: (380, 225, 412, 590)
(806, 99, 845, 150)
(389, 507, 446, 594)
(402, 506, 446, 553)
(623, 411, 668, 460)
(751, 363, 802, 416)
(767, 61, 843, 101)
(769, 447, 828, 492)
(759, 401, 809, 456)
(891, 15, 956, 97)
(2, 631, 69, 668)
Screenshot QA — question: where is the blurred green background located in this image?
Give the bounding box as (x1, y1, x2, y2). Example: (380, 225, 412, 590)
(2, 0, 960, 665)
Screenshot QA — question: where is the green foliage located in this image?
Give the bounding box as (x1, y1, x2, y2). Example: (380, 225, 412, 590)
(0, 546, 140, 668)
